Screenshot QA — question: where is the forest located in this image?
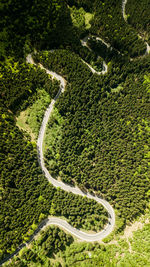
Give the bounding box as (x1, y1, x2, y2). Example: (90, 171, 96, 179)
(126, 0, 150, 43)
(4, 207, 150, 266)
(0, 34, 108, 263)
(0, 0, 79, 59)
(0, 0, 150, 265)
(90, 0, 146, 57)
(34, 49, 150, 222)
(0, 96, 108, 262)
(66, 0, 147, 57)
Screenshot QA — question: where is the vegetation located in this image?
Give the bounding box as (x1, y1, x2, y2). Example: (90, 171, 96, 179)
(35, 49, 150, 222)
(0, 54, 108, 263)
(66, 0, 93, 12)
(0, 58, 56, 114)
(1, 0, 150, 265)
(0, 104, 55, 259)
(70, 6, 93, 32)
(0, 0, 74, 59)
(0, 100, 108, 262)
(90, 0, 146, 57)
(44, 107, 64, 167)
(86, 36, 121, 63)
(61, 210, 150, 267)
(4, 206, 150, 266)
(3, 226, 73, 266)
(126, 0, 150, 43)
(67, 0, 147, 57)
(17, 89, 51, 140)
(16, 89, 51, 141)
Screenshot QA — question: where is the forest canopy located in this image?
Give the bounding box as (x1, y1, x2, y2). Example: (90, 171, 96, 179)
(0, 0, 150, 265)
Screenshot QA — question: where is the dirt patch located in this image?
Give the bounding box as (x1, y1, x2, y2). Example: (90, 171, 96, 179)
(123, 221, 144, 239)
(145, 218, 149, 224)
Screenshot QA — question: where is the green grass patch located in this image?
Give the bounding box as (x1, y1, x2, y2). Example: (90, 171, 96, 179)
(17, 89, 51, 141)
(16, 110, 36, 142)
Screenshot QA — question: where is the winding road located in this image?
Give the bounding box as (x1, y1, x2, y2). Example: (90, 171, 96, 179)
(80, 36, 108, 74)
(0, 52, 114, 266)
(26, 53, 115, 243)
(2, 3, 150, 264)
(122, 0, 150, 55)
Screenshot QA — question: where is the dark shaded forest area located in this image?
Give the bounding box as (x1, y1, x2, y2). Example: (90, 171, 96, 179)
(0, 1, 108, 260)
(126, 0, 150, 43)
(0, 0, 150, 264)
(66, 0, 147, 57)
(0, 96, 107, 260)
(35, 49, 150, 222)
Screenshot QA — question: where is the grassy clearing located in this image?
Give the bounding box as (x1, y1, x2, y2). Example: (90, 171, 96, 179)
(17, 89, 51, 141)
(16, 110, 36, 142)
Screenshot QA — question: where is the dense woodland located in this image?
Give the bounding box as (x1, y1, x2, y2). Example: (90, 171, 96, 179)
(0, 0, 150, 265)
(126, 0, 150, 43)
(0, 47, 107, 263)
(0, 0, 79, 59)
(35, 49, 150, 222)
(4, 209, 150, 266)
(3, 226, 73, 266)
(0, 59, 58, 113)
(0, 0, 148, 59)
(0, 100, 108, 261)
(90, 0, 146, 57)
(66, 0, 147, 57)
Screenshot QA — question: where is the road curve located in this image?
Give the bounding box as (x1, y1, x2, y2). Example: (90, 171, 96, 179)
(80, 36, 108, 74)
(122, 0, 128, 22)
(0, 39, 115, 267)
(0, 52, 115, 266)
(2, 4, 150, 264)
(26, 53, 115, 242)
(122, 0, 150, 55)
(81, 35, 122, 57)
(81, 58, 108, 75)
